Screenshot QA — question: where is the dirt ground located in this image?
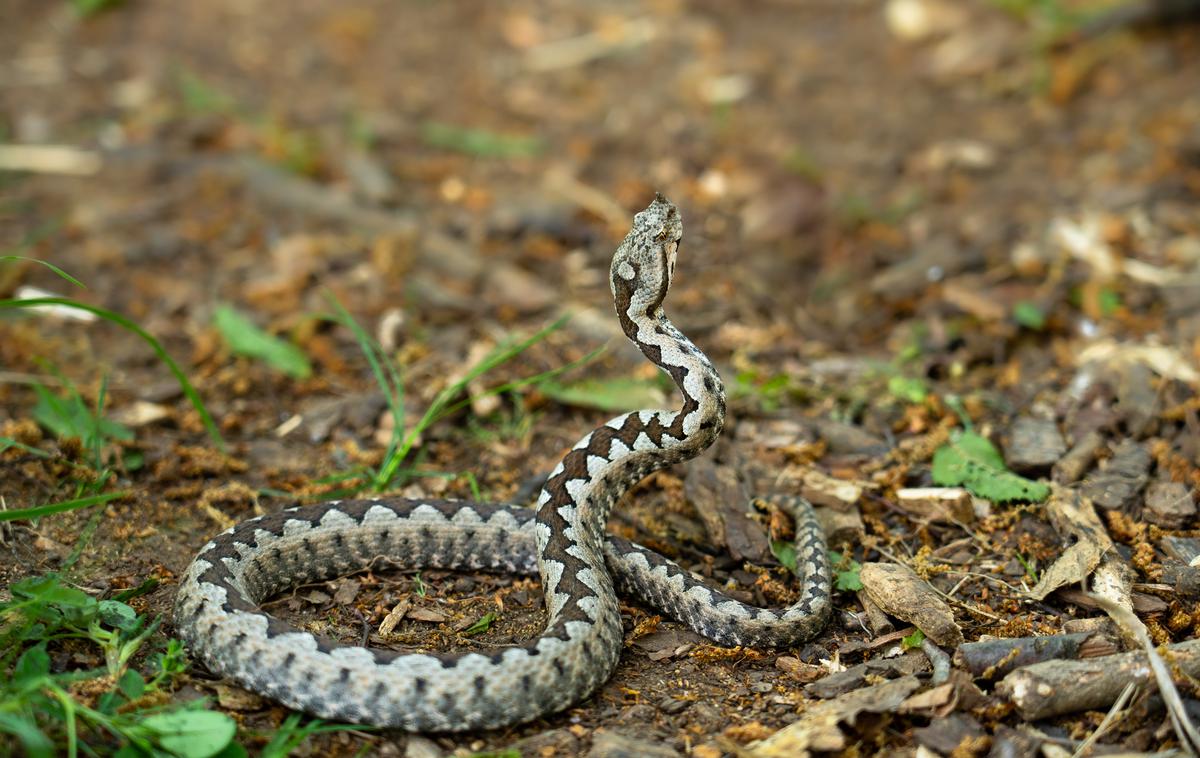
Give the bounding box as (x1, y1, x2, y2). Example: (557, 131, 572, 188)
(2, 0, 1200, 756)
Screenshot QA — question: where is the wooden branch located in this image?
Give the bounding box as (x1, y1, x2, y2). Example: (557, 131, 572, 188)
(995, 639, 1200, 720)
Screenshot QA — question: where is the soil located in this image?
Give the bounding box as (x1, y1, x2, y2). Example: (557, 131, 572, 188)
(2, 0, 1200, 756)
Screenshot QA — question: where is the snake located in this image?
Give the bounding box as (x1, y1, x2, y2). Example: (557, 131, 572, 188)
(173, 194, 832, 731)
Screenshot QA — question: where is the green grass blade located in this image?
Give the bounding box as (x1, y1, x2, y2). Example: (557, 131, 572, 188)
(435, 344, 605, 421)
(0, 297, 225, 451)
(0, 491, 126, 522)
(320, 299, 406, 470)
(0, 256, 85, 289)
(374, 314, 570, 489)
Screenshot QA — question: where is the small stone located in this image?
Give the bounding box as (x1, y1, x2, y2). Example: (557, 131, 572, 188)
(1005, 416, 1067, 474)
(658, 696, 692, 714)
(403, 736, 442, 758)
(588, 729, 680, 757)
(1145, 481, 1196, 528)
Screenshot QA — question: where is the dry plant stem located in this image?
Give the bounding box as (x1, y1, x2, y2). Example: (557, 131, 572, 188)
(1070, 682, 1137, 758)
(996, 638, 1200, 722)
(1091, 594, 1200, 754)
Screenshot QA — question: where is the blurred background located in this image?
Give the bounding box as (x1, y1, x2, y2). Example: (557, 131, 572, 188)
(2, 0, 1200, 755)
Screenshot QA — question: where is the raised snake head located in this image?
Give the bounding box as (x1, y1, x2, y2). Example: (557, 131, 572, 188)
(610, 193, 683, 323)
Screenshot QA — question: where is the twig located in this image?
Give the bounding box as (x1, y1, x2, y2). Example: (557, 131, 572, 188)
(1071, 682, 1136, 758)
(1091, 593, 1200, 755)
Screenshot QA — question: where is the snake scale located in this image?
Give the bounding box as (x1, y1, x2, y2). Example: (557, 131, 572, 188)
(173, 194, 832, 731)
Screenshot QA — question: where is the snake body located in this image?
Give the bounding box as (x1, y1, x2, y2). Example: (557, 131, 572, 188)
(173, 195, 832, 731)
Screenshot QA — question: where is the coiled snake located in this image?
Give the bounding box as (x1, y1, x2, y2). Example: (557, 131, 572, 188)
(174, 194, 832, 731)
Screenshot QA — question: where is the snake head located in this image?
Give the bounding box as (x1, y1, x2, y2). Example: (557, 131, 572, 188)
(610, 193, 683, 320)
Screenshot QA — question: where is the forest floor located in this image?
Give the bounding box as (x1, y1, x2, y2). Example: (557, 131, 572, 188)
(2, 1, 1200, 756)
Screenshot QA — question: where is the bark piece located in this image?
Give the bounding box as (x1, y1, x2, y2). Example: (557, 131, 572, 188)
(953, 632, 1097, 678)
(804, 654, 929, 699)
(811, 418, 889, 457)
(1056, 587, 1168, 615)
(799, 468, 863, 510)
(858, 563, 964, 646)
(776, 656, 827, 684)
(857, 592, 895, 636)
(1081, 439, 1152, 510)
(894, 487, 974, 523)
(1160, 535, 1200, 563)
(996, 639, 1200, 720)
(813, 506, 864, 547)
(912, 713, 986, 755)
(1116, 360, 1158, 437)
(1161, 562, 1200, 599)
(1052, 430, 1105, 483)
(683, 454, 768, 562)
(1005, 416, 1067, 474)
(1144, 481, 1196, 528)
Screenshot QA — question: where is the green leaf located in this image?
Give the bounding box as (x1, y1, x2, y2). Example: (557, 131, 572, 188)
(13, 645, 50, 685)
(463, 612, 497, 636)
(98, 600, 140, 631)
(118, 669, 146, 700)
(214, 305, 312, 379)
(142, 710, 237, 758)
(769, 540, 798, 573)
(828, 551, 864, 592)
(887, 375, 927, 404)
(421, 122, 542, 158)
(901, 629, 925, 649)
(70, 0, 124, 15)
(0, 712, 56, 758)
(31, 383, 133, 448)
(1012, 301, 1045, 330)
(0, 296, 225, 450)
(931, 431, 1050, 502)
(541, 376, 668, 412)
(12, 575, 95, 611)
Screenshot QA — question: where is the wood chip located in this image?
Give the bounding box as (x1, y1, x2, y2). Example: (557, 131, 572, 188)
(859, 563, 964, 646)
(1144, 481, 1196, 528)
(775, 656, 828, 683)
(812, 506, 865, 548)
(1081, 439, 1151, 510)
(684, 452, 767, 562)
(894, 487, 974, 523)
(378, 598, 411, 636)
(1004, 416, 1066, 474)
(1052, 429, 1104, 484)
(799, 468, 864, 510)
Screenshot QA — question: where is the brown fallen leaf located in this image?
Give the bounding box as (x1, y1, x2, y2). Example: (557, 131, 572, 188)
(1028, 488, 1110, 601)
(746, 675, 922, 757)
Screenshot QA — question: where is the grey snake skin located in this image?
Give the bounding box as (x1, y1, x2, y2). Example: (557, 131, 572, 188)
(173, 195, 832, 731)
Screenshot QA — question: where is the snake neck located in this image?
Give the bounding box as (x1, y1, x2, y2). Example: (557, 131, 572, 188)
(537, 305, 725, 546)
